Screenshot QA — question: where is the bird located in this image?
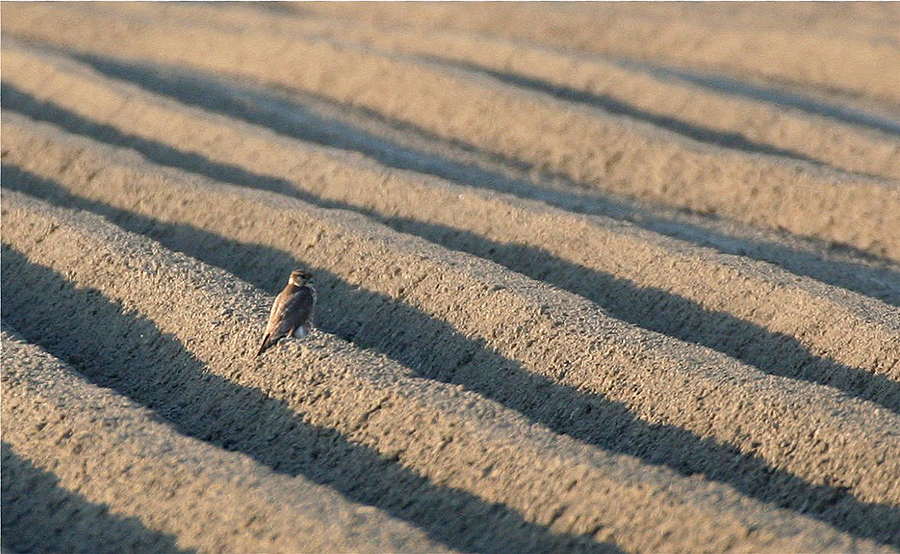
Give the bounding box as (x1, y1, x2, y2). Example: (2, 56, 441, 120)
(257, 269, 316, 357)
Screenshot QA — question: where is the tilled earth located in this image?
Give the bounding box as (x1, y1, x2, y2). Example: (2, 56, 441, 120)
(2, 3, 899, 553)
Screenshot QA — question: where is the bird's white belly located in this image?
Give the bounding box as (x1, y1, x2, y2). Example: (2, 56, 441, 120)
(292, 326, 307, 339)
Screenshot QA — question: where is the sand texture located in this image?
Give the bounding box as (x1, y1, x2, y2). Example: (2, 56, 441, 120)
(2, 3, 899, 553)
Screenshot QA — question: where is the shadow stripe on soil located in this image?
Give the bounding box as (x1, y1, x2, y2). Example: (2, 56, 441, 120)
(10, 50, 898, 307)
(0, 245, 613, 554)
(1, 442, 192, 554)
(6, 173, 899, 547)
(415, 55, 827, 168)
(3, 93, 895, 414)
(378, 215, 900, 414)
(609, 57, 900, 137)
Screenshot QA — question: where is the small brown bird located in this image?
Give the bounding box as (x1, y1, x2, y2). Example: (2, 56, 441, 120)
(257, 269, 316, 357)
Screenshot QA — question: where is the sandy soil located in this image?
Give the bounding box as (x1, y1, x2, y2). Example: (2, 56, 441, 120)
(2, 3, 899, 553)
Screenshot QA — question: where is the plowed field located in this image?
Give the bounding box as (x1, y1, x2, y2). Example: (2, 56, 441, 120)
(2, 3, 899, 553)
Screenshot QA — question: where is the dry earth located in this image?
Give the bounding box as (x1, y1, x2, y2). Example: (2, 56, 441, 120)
(2, 3, 899, 553)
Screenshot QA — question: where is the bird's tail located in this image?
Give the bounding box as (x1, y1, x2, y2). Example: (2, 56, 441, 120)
(256, 334, 271, 357)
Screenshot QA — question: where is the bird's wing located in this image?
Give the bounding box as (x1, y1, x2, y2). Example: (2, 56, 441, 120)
(258, 287, 315, 356)
(264, 291, 289, 336)
(262, 287, 291, 338)
(278, 286, 315, 335)
(257, 288, 294, 356)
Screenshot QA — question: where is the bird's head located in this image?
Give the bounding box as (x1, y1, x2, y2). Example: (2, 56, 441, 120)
(288, 269, 312, 286)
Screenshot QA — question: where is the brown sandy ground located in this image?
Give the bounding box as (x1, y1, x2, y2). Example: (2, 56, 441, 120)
(3, 191, 897, 553)
(1, 326, 455, 554)
(3, 2, 899, 260)
(2, 44, 898, 397)
(2, 3, 899, 553)
(3, 38, 899, 309)
(88, 1, 900, 181)
(5, 116, 900, 510)
(301, 1, 900, 110)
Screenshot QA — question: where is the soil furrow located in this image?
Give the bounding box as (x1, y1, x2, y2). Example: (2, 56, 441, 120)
(300, 2, 900, 108)
(3, 118, 899, 546)
(27, 42, 896, 310)
(5, 193, 886, 553)
(0, 327, 457, 554)
(109, 1, 900, 136)
(2, 444, 187, 554)
(98, 1, 900, 180)
(0, 200, 610, 554)
(3, 4, 899, 260)
(2, 47, 897, 409)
